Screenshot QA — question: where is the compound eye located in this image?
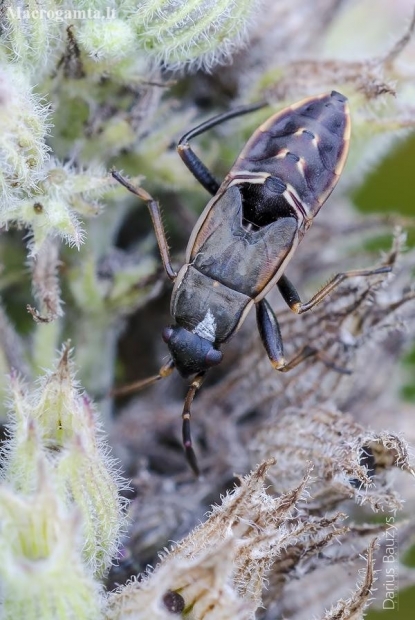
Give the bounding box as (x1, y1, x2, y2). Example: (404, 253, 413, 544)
(205, 349, 223, 367)
(162, 327, 174, 344)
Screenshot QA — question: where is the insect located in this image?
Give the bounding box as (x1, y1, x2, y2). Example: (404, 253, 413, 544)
(112, 91, 390, 476)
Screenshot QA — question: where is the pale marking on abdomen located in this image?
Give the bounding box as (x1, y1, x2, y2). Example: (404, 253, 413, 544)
(193, 308, 217, 342)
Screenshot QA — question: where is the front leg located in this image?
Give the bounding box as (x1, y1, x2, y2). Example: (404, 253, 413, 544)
(111, 170, 177, 281)
(277, 265, 391, 314)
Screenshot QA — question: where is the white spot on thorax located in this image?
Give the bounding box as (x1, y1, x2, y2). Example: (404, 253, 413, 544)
(193, 308, 217, 342)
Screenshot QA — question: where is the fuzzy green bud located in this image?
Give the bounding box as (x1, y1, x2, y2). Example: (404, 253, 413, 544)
(1, 1, 64, 78)
(2, 160, 115, 254)
(132, 0, 259, 71)
(56, 394, 126, 576)
(0, 64, 50, 208)
(78, 19, 137, 64)
(0, 460, 102, 620)
(17, 194, 85, 254)
(2, 345, 128, 581)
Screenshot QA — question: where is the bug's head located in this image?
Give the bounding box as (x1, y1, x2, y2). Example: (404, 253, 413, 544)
(162, 325, 223, 378)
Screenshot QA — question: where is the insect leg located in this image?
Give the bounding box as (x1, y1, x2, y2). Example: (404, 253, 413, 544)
(111, 359, 175, 397)
(278, 345, 317, 372)
(256, 298, 285, 369)
(111, 169, 177, 281)
(277, 266, 391, 314)
(278, 346, 351, 374)
(182, 372, 206, 476)
(256, 298, 351, 374)
(177, 102, 267, 196)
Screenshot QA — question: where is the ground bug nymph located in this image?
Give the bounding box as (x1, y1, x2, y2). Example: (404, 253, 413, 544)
(112, 91, 390, 476)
